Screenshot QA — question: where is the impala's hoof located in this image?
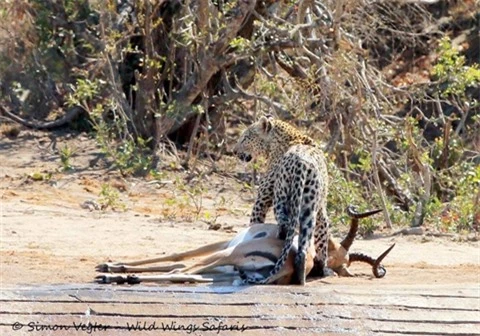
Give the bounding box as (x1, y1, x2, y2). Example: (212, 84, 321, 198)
(94, 274, 140, 285)
(95, 274, 120, 284)
(95, 263, 127, 273)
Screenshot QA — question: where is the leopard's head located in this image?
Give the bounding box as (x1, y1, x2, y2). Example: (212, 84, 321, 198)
(233, 115, 274, 162)
(233, 115, 313, 162)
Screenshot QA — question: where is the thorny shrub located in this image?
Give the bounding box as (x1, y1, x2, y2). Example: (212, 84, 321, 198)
(1, 0, 479, 233)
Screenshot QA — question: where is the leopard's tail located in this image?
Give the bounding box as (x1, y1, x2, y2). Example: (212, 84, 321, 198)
(260, 169, 307, 284)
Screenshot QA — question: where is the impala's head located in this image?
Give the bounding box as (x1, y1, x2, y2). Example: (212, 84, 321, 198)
(233, 115, 314, 163)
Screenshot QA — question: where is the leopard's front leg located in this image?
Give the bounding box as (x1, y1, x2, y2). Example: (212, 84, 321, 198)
(250, 173, 274, 224)
(273, 186, 290, 240)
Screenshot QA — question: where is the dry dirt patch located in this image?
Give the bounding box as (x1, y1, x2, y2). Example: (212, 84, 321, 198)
(1, 132, 479, 286)
(0, 133, 480, 285)
(1, 131, 480, 336)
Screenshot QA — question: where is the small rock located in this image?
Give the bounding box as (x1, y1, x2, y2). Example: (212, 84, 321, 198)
(394, 227, 424, 236)
(421, 235, 433, 243)
(80, 199, 101, 211)
(208, 223, 222, 231)
(467, 233, 478, 242)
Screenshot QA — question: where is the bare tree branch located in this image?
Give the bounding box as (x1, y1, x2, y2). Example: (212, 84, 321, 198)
(156, 0, 258, 137)
(372, 129, 393, 228)
(0, 104, 84, 130)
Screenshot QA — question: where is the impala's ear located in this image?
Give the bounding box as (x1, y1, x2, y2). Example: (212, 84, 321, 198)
(259, 115, 273, 134)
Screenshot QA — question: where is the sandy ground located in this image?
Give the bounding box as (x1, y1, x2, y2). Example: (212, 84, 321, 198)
(1, 130, 479, 288)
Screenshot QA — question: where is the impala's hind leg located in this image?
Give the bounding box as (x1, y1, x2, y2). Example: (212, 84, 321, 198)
(96, 240, 229, 273)
(176, 247, 238, 274)
(97, 264, 186, 273)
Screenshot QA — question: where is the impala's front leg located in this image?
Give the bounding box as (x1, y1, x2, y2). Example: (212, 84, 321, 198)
(95, 274, 218, 285)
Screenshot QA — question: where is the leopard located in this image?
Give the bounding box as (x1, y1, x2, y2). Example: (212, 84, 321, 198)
(233, 114, 331, 285)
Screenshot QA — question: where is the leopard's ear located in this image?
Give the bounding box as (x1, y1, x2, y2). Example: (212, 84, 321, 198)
(259, 115, 273, 133)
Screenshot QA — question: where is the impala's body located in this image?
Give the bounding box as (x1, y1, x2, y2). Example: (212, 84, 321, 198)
(96, 208, 394, 285)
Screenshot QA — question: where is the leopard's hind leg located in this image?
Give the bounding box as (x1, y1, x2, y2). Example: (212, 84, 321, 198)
(310, 206, 332, 278)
